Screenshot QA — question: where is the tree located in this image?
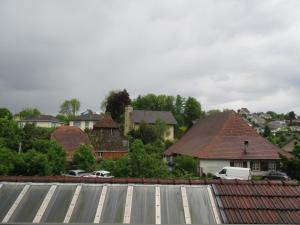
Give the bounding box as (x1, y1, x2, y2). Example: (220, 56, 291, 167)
(21, 124, 53, 151)
(46, 141, 66, 175)
(102, 89, 131, 123)
(263, 125, 271, 138)
(73, 144, 96, 171)
(184, 97, 203, 128)
(0, 117, 22, 150)
(292, 144, 300, 159)
(17, 108, 41, 119)
(129, 120, 167, 144)
(206, 109, 221, 116)
(281, 156, 300, 180)
(59, 98, 80, 119)
(287, 111, 296, 125)
(173, 155, 199, 177)
(22, 150, 50, 176)
(0, 108, 13, 120)
(0, 147, 18, 175)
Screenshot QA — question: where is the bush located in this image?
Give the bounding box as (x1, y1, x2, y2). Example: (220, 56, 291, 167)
(73, 144, 96, 171)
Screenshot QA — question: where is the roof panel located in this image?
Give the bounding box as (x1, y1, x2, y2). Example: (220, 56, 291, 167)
(0, 184, 24, 221)
(41, 185, 76, 223)
(9, 185, 50, 223)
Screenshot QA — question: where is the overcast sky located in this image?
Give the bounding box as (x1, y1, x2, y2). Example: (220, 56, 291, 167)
(1, 0, 300, 115)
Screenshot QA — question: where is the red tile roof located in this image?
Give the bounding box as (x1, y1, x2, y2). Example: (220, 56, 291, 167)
(212, 182, 300, 224)
(51, 126, 91, 161)
(93, 115, 118, 128)
(165, 111, 281, 160)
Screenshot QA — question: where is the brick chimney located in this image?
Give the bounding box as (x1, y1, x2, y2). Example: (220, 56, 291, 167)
(124, 105, 133, 135)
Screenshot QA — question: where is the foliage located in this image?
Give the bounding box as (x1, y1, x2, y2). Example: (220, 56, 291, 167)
(17, 107, 41, 119)
(172, 155, 198, 177)
(129, 120, 167, 144)
(206, 109, 221, 116)
(0, 108, 13, 120)
(98, 140, 169, 178)
(46, 141, 66, 175)
(286, 111, 296, 125)
(281, 156, 300, 180)
(184, 97, 203, 128)
(21, 124, 53, 151)
(0, 147, 18, 175)
(0, 117, 22, 150)
(102, 89, 131, 123)
(59, 98, 80, 119)
(266, 111, 285, 120)
(73, 144, 96, 171)
(132, 94, 175, 112)
(292, 144, 300, 159)
(56, 114, 69, 124)
(263, 125, 271, 137)
(22, 150, 50, 176)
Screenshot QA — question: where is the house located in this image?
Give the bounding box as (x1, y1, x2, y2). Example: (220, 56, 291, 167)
(165, 111, 282, 176)
(51, 126, 92, 162)
(290, 125, 300, 132)
(249, 114, 266, 127)
(69, 110, 101, 131)
(0, 178, 299, 224)
(92, 115, 128, 160)
(124, 106, 177, 141)
(267, 120, 287, 133)
(281, 136, 300, 153)
(17, 115, 64, 128)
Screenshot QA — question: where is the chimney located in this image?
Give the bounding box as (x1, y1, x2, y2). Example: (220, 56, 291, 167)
(124, 105, 133, 135)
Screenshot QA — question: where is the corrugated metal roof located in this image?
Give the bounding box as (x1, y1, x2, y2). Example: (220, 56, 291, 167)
(0, 183, 217, 224)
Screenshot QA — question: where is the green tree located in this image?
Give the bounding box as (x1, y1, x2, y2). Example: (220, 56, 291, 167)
(0, 108, 13, 120)
(21, 124, 53, 151)
(46, 141, 66, 175)
(281, 156, 300, 180)
(17, 107, 41, 119)
(0, 117, 22, 149)
(184, 97, 203, 127)
(292, 144, 300, 159)
(0, 147, 18, 175)
(173, 155, 198, 177)
(206, 109, 221, 116)
(102, 89, 131, 123)
(22, 150, 50, 176)
(73, 144, 96, 171)
(59, 98, 80, 119)
(263, 125, 271, 138)
(286, 111, 296, 125)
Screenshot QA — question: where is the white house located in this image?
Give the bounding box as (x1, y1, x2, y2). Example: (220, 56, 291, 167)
(69, 110, 101, 131)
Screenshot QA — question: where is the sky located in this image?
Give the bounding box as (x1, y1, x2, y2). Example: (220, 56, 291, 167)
(1, 0, 300, 115)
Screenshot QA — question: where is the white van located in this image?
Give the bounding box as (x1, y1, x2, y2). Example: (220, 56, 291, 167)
(215, 167, 251, 180)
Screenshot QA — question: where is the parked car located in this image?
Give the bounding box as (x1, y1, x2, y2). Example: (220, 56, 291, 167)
(263, 171, 290, 180)
(64, 170, 89, 177)
(215, 167, 251, 180)
(84, 170, 114, 178)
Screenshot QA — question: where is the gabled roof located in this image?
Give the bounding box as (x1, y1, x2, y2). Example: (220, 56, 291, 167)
(212, 181, 300, 224)
(165, 111, 281, 160)
(93, 115, 118, 128)
(21, 115, 63, 123)
(131, 110, 177, 125)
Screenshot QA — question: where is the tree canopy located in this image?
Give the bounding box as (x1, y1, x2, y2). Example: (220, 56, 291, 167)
(17, 107, 41, 119)
(73, 144, 96, 171)
(102, 89, 131, 123)
(59, 98, 80, 119)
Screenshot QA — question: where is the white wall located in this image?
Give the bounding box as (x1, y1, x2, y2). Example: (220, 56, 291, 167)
(199, 159, 229, 175)
(69, 121, 95, 131)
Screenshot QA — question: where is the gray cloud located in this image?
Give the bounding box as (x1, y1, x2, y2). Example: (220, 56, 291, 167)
(1, 0, 300, 114)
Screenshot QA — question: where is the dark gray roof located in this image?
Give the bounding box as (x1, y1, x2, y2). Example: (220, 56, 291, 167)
(22, 115, 62, 123)
(72, 113, 101, 121)
(131, 110, 177, 125)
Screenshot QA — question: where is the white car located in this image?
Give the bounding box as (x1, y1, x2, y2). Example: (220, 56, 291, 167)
(86, 170, 114, 178)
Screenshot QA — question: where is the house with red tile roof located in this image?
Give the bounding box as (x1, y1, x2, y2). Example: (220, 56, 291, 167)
(92, 115, 128, 160)
(165, 111, 283, 176)
(51, 126, 92, 162)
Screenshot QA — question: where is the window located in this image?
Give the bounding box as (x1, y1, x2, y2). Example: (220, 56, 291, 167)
(250, 161, 260, 171)
(260, 161, 268, 171)
(85, 121, 89, 128)
(230, 161, 234, 167)
(74, 121, 80, 127)
(268, 161, 276, 171)
(230, 161, 247, 168)
(96, 152, 103, 157)
(219, 169, 226, 174)
(243, 161, 247, 168)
